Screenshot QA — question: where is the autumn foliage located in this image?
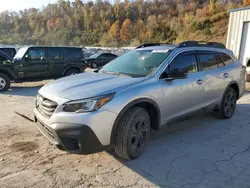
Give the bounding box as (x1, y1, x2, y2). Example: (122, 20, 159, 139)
(0, 0, 246, 47)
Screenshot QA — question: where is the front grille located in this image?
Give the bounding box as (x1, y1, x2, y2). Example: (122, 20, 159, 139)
(36, 95, 58, 118)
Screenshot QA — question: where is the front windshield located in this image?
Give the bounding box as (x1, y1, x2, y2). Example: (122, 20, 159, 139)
(100, 49, 172, 77)
(14, 47, 29, 60)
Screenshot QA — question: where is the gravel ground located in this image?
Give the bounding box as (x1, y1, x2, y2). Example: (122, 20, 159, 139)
(0, 81, 250, 188)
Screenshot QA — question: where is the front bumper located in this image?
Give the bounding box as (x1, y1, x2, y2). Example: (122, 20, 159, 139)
(34, 115, 112, 154)
(34, 108, 116, 154)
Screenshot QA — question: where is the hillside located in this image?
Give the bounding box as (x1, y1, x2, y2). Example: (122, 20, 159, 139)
(0, 0, 249, 47)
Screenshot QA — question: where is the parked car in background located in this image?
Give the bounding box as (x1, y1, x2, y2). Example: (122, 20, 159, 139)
(34, 41, 245, 160)
(0, 50, 12, 62)
(0, 47, 16, 58)
(85, 52, 118, 68)
(0, 46, 87, 91)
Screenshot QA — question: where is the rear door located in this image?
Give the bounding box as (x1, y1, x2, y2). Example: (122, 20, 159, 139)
(197, 51, 226, 105)
(161, 51, 206, 121)
(18, 47, 50, 78)
(48, 48, 66, 78)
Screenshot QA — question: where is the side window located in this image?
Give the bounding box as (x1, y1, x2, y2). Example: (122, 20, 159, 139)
(99, 54, 108, 59)
(109, 54, 117, 58)
(67, 48, 83, 60)
(198, 53, 220, 71)
(167, 53, 197, 77)
(27, 49, 45, 60)
(48, 48, 64, 60)
(218, 52, 234, 66)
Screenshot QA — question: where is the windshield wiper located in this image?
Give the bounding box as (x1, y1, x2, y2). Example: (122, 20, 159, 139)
(101, 71, 131, 77)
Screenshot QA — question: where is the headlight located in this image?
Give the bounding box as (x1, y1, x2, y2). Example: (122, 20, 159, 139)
(63, 93, 115, 113)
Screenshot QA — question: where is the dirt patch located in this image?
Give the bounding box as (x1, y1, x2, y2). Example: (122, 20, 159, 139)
(9, 142, 38, 153)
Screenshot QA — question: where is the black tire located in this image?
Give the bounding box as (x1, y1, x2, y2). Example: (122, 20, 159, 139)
(65, 68, 80, 76)
(91, 62, 98, 69)
(215, 87, 237, 119)
(0, 73, 10, 92)
(114, 107, 151, 160)
(246, 74, 250, 82)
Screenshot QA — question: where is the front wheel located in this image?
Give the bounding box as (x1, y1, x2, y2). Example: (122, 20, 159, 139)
(215, 87, 237, 119)
(114, 107, 151, 160)
(0, 73, 10, 92)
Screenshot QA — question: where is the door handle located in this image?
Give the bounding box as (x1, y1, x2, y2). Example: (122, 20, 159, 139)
(196, 79, 204, 85)
(20, 64, 23, 67)
(223, 73, 229, 78)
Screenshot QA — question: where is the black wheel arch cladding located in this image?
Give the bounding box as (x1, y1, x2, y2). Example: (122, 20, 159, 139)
(110, 98, 161, 144)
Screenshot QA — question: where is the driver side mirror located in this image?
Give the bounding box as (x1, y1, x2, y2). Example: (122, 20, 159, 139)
(24, 54, 30, 61)
(161, 67, 188, 81)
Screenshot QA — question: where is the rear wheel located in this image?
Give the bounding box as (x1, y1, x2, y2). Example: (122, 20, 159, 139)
(65, 68, 80, 76)
(114, 107, 151, 160)
(215, 87, 237, 119)
(0, 73, 10, 92)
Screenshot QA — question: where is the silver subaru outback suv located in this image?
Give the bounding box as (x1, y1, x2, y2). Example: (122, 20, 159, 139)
(34, 41, 245, 160)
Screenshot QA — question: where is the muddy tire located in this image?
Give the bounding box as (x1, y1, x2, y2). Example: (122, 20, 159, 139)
(114, 107, 151, 160)
(215, 87, 237, 119)
(0, 73, 10, 92)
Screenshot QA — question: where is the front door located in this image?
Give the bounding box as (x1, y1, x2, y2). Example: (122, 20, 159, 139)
(160, 51, 206, 122)
(16, 47, 49, 79)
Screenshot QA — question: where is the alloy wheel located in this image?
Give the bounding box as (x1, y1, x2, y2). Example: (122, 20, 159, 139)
(223, 91, 236, 117)
(130, 118, 150, 154)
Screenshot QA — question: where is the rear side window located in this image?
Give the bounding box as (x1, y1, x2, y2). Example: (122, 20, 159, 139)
(168, 53, 198, 76)
(198, 53, 221, 71)
(218, 53, 234, 65)
(100, 54, 110, 59)
(1, 48, 16, 58)
(108, 54, 117, 58)
(48, 48, 64, 60)
(67, 48, 83, 60)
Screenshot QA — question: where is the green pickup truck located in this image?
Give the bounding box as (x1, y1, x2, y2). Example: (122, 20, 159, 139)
(0, 46, 87, 91)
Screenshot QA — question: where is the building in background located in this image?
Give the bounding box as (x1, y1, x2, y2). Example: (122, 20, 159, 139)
(227, 6, 250, 65)
(227, 6, 250, 81)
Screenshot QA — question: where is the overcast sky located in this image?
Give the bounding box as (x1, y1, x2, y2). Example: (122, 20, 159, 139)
(0, 0, 60, 12)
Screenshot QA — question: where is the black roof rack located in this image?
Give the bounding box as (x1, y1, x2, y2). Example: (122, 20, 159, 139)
(178, 41, 225, 49)
(136, 43, 170, 49)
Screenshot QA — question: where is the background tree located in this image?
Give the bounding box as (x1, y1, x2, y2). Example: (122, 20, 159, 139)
(120, 19, 132, 44)
(0, 0, 246, 46)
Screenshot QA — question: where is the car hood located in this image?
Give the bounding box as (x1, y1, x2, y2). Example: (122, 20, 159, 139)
(41, 72, 145, 100)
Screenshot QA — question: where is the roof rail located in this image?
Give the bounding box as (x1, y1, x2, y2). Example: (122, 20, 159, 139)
(136, 43, 170, 49)
(178, 41, 225, 49)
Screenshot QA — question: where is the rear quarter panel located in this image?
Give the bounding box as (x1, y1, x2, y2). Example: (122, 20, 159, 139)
(220, 60, 245, 100)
